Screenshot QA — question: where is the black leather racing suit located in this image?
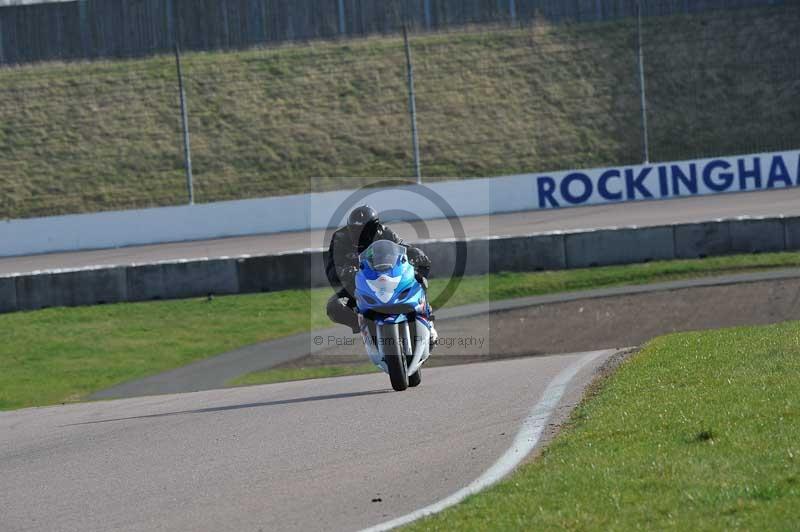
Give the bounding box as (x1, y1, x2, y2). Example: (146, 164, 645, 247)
(325, 222, 431, 333)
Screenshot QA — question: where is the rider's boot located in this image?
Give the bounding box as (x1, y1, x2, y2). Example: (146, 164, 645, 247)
(349, 311, 361, 334)
(428, 316, 438, 351)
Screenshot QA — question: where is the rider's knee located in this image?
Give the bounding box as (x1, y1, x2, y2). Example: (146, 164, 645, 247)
(326, 296, 343, 321)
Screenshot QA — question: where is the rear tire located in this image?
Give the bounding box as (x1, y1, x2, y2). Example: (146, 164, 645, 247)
(380, 323, 408, 392)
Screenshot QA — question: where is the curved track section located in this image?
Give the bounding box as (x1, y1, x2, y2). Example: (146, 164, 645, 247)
(90, 269, 800, 401)
(0, 351, 614, 532)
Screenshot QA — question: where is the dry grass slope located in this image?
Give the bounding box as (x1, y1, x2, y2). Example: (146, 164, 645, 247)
(0, 5, 797, 219)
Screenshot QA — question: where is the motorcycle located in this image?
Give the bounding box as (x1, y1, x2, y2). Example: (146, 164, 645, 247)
(355, 240, 432, 391)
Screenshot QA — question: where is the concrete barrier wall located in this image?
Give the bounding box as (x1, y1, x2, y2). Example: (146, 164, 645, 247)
(14, 267, 129, 311)
(1, 216, 797, 314)
(785, 217, 800, 250)
(0, 276, 17, 313)
(674, 221, 732, 258)
(3, 149, 797, 258)
(674, 217, 792, 258)
(731, 218, 785, 254)
(488, 234, 567, 272)
(0, 174, 529, 258)
(565, 226, 675, 268)
(126, 260, 240, 302)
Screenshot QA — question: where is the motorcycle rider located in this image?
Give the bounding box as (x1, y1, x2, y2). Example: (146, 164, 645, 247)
(325, 205, 437, 347)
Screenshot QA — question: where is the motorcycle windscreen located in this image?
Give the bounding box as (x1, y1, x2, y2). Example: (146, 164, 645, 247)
(359, 240, 407, 272)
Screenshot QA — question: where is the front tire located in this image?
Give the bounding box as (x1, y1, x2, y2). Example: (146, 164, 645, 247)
(380, 323, 408, 391)
(407, 320, 423, 388)
(408, 368, 421, 387)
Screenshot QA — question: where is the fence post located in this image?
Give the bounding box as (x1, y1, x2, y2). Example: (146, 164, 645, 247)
(509, 0, 517, 24)
(338, 0, 346, 34)
(636, 0, 650, 163)
(0, 16, 4, 64)
(174, 42, 195, 204)
(424, 0, 432, 29)
(165, 0, 175, 48)
(78, 0, 90, 58)
(402, 24, 422, 184)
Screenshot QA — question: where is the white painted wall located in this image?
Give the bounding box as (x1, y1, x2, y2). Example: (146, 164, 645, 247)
(0, 173, 533, 257)
(2, 149, 797, 258)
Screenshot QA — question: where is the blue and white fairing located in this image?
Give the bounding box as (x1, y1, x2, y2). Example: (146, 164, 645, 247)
(355, 240, 426, 319)
(354, 240, 432, 375)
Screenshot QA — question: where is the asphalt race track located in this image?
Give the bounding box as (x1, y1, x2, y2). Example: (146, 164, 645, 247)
(3, 188, 800, 275)
(5, 273, 800, 531)
(3, 191, 800, 531)
(89, 269, 800, 400)
(0, 350, 614, 532)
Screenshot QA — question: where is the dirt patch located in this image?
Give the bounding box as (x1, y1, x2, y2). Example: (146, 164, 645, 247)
(282, 278, 800, 370)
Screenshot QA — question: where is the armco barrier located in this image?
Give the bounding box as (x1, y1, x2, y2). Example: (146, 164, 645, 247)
(1, 216, 798, 314)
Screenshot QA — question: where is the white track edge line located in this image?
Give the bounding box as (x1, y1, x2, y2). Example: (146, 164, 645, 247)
(361, 349, 612, 532)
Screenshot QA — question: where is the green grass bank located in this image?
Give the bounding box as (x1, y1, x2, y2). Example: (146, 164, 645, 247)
(2, 251, 800, 410)
(1, 5, 797, 218)
(407, 321, 800, 530)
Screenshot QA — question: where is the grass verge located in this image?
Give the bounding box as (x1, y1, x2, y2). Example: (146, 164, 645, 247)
(2, 251, 800, 410)
(405, 321, 800, 530)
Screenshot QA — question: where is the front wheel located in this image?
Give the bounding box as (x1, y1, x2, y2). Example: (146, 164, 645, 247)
(379, 323, 408, 391)
(408, 368, 421, 387)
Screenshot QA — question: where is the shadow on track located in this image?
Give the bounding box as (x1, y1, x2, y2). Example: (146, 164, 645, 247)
(63, 389, 391, 427)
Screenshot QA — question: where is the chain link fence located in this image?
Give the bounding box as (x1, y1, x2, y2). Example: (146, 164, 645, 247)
(0, 0, 787, 64)
(0, 1, 797, 219)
